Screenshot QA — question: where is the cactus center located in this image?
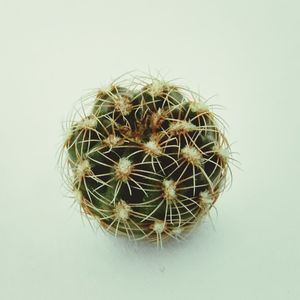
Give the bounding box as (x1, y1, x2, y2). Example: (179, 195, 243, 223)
(113, 96, 133, 116)
(199, 190, 214, 208)
(181, 146, 203, 166)
(103, 134, 123, 147)
(114, 200, 131, 221)
(78, 117, 97, 130)
(212, 145, 230, 162)
(190, 101, 209, 113)
(147, 80, 166, 96)
(64, 128, 74, 145)
(169, 120, 197, 135)
(171, 226, 183, 236)
(143, 140, 162, 156)
(114, 158, 133, 182)
(76, 160, 91, 178)
(150, 108, 167, 128)
(152, 220, 165, 234)
(162, 179, 177, 202)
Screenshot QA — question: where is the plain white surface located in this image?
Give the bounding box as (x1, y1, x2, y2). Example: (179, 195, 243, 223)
(1, 0, 299, 299)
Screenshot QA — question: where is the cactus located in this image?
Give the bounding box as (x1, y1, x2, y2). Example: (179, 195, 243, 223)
(62, 74, 231, 246)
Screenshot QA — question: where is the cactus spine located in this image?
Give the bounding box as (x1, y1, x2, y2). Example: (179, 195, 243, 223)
(62, 74, 231, 245)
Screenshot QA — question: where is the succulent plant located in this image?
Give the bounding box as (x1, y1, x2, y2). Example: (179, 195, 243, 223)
(61, 74, 231, 246)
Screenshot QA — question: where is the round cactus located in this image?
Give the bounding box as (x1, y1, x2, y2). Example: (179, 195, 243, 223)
(62, 74, 231, 246)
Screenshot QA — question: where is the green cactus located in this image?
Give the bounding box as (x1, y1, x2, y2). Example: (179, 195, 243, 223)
(62, 74, 231, 246)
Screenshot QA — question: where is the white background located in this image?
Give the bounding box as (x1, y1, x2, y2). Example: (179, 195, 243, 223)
(1, 1, 299, 299)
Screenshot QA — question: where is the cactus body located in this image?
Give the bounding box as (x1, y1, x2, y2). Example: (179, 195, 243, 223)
(63, 75, 231, 245)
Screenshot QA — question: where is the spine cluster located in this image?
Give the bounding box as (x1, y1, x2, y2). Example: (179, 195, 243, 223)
(62, 75, 231, 246)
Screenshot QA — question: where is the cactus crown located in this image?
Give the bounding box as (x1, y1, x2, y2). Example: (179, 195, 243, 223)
(62, 74, 231, 246)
